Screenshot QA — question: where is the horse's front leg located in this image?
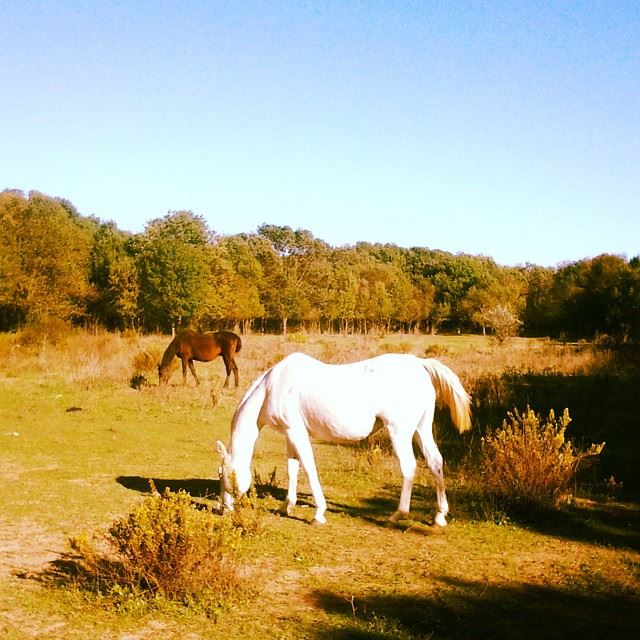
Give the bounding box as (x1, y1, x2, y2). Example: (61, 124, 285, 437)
(283, 441, 300, 517)
(285, 425, 327, 525)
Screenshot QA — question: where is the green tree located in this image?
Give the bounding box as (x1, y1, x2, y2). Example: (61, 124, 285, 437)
(463, 268, 526, 335)
(89, 222, 140, 330)
(409, 249, 487, 330)
(0, 190, 24, 328)
(256, 225, 330, 333)
(201, 234, 265, 333)
(522, 265, 556, 336)
(135, 211, 213, 332)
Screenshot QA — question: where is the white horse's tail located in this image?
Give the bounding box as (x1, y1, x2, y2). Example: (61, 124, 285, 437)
(421, 358, 471, 433)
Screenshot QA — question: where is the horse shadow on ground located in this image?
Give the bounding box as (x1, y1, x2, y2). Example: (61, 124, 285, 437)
(115, 475, 405, 526)
(306, 575, 640, 640)
(116, 476, 640, 549)
(116, 476, 222, 500)
(116, 475, 292, 514)
(332, 480, 640, 547)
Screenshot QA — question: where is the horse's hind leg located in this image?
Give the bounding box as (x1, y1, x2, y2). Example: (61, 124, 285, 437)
(187, 359, 200, 386)
(222, 354, 237, 388)
(387, 425, 417, 524)
(230, 357, 239, 387)
(415, 418, 449, 527)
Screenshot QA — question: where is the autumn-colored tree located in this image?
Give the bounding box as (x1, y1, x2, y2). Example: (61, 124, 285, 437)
(256, 225, 330, 333)
(0, 190, 94, 326)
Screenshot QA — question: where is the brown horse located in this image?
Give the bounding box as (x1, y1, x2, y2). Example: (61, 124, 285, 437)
(158, 329, 242, 387)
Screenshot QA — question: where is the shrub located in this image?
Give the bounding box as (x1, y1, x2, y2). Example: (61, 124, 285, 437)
(478, 407, 604, 512)
(424, 343, 449, 358)
(18, 317, 73, 347)
(483, 304, 522, 344)
(67, 487, 257, 613)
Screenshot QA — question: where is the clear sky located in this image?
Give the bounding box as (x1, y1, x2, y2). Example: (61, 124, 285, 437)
(2, 1, 638, 267)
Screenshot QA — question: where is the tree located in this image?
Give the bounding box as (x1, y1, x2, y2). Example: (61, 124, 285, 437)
(135, 211, 213, 332)
(0, 190, 94, 326)
(463, 268, 526, 335)
(482, 304, 523, 343)
(89, 222, 140, 330)
(410, 249, 488, 330)
(200, 234, 265, 333)
(256, 225, 330, 333)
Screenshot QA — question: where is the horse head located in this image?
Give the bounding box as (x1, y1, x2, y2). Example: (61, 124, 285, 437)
(158, 363, 170, 385)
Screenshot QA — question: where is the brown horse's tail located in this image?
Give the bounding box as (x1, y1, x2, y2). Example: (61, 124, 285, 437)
(235, 334, 242, 354)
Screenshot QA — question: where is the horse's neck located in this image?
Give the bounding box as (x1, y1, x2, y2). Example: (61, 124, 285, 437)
(160, 341, 177, 367)
(228, 376, 265, 490)
(230, 397, 261, 456)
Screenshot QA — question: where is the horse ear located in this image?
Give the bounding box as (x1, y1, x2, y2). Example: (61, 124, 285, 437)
(216, 440, 228, 457)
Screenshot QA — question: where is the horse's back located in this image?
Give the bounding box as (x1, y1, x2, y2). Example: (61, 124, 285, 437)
(261, 352, 434, 441)
(216, 330, 242, 353)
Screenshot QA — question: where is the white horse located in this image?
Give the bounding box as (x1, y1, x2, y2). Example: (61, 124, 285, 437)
(217, 352, 471, 526)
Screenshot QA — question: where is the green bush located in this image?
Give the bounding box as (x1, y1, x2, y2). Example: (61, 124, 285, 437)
(478, 407, 604, 513)
(68, 487, 259, 613)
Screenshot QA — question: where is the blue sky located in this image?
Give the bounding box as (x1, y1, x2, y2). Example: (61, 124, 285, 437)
(2, 1, 638, 266)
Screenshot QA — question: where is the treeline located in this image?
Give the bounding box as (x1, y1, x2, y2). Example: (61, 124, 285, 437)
(1, 189, 639, 341)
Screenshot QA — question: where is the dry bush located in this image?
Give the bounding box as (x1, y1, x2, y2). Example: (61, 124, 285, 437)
(0, 332, 18, 362)
(424, 343, 449, 358)
(477, 407, 604, 514)
(130, 343, 167, 387)
(18, 318, 73, 348)
(66, 487, 259, 614)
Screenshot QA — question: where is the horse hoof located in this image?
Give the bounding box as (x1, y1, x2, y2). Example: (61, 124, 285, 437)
(388, 511, 408, 525)
(434, 512, 448, 527)
(310, 518, 326, 526)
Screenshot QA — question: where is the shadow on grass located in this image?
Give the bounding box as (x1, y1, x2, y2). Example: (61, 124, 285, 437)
(443, 479, 640, 553)
(308, 575, 640, 640)
(116, 475, 221, 499)
(511, 499, 640, 553)
(116, 476, 640, 549)
(116, 475, 290, 505)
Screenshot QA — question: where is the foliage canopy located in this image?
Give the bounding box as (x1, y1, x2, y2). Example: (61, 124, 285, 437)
(2, 188, 639, 340)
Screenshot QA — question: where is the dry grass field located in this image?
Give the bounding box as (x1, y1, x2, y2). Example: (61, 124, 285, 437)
(1, 330, 639, 639)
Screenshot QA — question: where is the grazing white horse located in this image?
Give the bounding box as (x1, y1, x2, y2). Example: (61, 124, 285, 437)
(217, 352, 471, 526)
